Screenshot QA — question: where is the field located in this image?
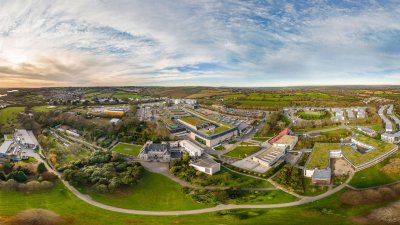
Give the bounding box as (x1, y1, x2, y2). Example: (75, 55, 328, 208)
(349, 152, 400, 188)
(32, 105, 53, 112)
(81, 171, 212, 211)
(296, 110, 331, 120)
(228, 190, 298, 204)
(0, 107, 25, 128)
(112, 91, 149, 99)
(0, 180, 396, 225)
(112, 143, 142, 156)
(224, 146, 262, 159)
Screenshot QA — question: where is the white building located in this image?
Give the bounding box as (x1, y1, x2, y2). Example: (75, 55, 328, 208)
(189, 158, 220, 175)
(272, 135, 298, 150)
(381, 132, 400, 144)
(179, 140, 204, 157)
(252, 146, 285, 167)
(14, 129, 37, 149)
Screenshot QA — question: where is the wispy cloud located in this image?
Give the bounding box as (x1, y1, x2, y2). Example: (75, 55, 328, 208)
(0, 0, 400, 87)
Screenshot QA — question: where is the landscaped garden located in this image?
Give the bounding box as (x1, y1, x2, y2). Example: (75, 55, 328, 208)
(224, 145, 262, 159)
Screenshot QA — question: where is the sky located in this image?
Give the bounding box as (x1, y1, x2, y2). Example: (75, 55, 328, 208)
(1, 0, 400, 88)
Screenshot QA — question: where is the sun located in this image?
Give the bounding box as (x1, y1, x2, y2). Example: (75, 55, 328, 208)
(3, 50, 29, 64)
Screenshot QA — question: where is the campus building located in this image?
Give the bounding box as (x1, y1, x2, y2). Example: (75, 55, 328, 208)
(179, 140, 204, 157)
(189, 158, 221, 175)
(139, 141, 172, 162)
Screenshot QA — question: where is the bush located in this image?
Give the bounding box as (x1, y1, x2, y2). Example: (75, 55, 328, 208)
(37, 162, 47, 173)
(40, 171, 58, 182)
(7, 171, 27, 183)
(0, 171, 6, 181)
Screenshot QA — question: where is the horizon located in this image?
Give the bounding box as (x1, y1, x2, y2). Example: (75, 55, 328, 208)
(1, 1, 400, 87)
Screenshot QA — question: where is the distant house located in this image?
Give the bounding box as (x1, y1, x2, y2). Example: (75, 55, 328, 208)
(189, 158, 220, 175)
(357, 126, 376, 137)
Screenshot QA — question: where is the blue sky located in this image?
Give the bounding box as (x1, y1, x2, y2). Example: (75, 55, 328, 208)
(0, 0, 400, 87)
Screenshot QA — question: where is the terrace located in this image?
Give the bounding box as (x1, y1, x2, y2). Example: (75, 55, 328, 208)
(306, 143, 341, 170)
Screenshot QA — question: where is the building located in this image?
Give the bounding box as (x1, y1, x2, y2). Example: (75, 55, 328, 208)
(139, 141, 171, 161)
(189, 158, 221, 175)
(378, 105, 393, 132)
(14, 129, 37, 149)
(311, 168, 332, 185)
(272, 134, 298, 150)
(252, 146, 285, 167)
(0, 140, 20, 162)
(268, 128, 290, 145)
(381, 132, 400, 144)
(179, 140, 204, 157)
(357, 126, 377, 137)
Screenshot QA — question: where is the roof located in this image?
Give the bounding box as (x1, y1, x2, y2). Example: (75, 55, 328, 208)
(143, 143, 170, 153)
(343, 135, 397, 166)
(14, 129, 36, 145)
(179, 116, 206, 127)
(268, 128, 290, 144)
(254, 146, 284, 164)
(312, 168, 331, 180)
(0, 141, 13, 154)
(306, 143, 340, 170)
(190, 158, 219, 168)
(274, 135, 297, 145)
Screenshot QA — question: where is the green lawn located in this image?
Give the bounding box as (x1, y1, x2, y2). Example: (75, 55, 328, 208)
(349, 152, 400, 188)
(302, 178, 329, 196)
(228, 190, 298, 204)
(32, 105, 53, 112)
(224, 146, 262, 159)
(81, 171, 212, 211)
(180, 116, 206, 126)
(0, 181, 395, 225)
(0, 107, 25, 128)
(214, 145, 225, 151)
(112, 143, 142, 156)
(209, 167, 274, 188)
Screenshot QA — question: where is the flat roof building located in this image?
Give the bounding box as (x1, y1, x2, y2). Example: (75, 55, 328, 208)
(179, 140, 204, 157)
(273, 134, 298, 150)
(189, 158, 221, 175)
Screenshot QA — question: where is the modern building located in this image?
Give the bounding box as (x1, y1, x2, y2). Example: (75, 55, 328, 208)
(0, 140, 20, 162)
(357, 126, 377, 137)
(179, 140, 204, 157)
(381, 132, 400, 144)
(378, 105, 393, 132)
(189, 158, 221, 175)
(252, 146, 285, 167)
(272, 134, 298, 150)
(311, 168, 332, 185)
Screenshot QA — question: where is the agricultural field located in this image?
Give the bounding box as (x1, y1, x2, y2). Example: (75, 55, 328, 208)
(112, 143, 142, 156)
(0, 107, 25, 129)
(112, 91, 149, 99)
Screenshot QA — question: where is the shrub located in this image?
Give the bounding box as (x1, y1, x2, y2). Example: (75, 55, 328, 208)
(7, 171, 27, 183)
(0, 171, 6, 181)
(37, 162, 47, 173)
(40, 171, 58, 182)
(0, 179, 19, 190)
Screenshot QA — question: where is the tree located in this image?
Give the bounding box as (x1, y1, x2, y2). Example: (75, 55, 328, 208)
(0, 171, 6, 181)
(8, 171, 27, 183)
(37, 162, 47, 174)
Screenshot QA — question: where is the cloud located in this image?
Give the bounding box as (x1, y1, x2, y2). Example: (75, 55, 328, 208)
(0, 0, 400, 87)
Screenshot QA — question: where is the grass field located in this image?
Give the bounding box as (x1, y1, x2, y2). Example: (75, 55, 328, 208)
(0, 181, 395, 225)
(349, 152, 400, 188)
(229, 190, 298, 204)
(112, 143, 142, 156)
(224, 146, 262, 159)
(32, 105, 53, 112)
(81, 171, 212, 211)
(0, 107, 25, 128)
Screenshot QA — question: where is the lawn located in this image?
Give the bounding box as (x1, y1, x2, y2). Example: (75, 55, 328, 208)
(228, 190, 298, 204)
(349, 152, 400, 188)
(210, 167, 274, 188)
(214, 145, 225, 150)
(81, 171, 212, 211)
(0, 107, 25, 128)
(302, 178, 329, 196)
(305, 143, 341, 170)
(32, 105, 53, 112)
(224, 146, 262, 159)
(112, 142, 142, 156)
(0, 181, 395, 225)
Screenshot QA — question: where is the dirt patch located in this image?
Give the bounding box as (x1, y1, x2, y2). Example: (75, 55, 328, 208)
(354, 201, 400, 224)
(331, 158, 353, 175)
(4, 208, 66, 225)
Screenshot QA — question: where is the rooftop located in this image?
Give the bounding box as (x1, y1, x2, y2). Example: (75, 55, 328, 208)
(274, 135, 297, 145)
(306, 143, 341, 170)
(179, 116, 206, 127)
(343, 135, 397, 166)
(190, 158, 219, 168)
(0, 140, 13, 154)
